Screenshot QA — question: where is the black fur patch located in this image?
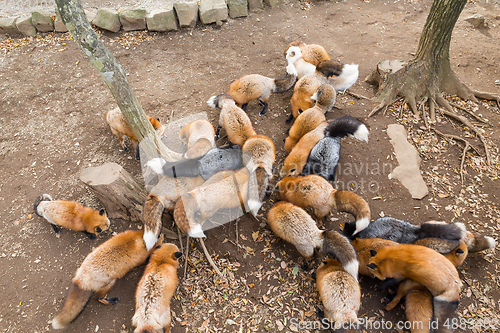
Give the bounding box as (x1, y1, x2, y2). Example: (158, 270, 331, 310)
(174, 251, 183, 258)
(370, 250, 377, 257)
(366, 263, 377, 270)
(99, 209, 105, 216)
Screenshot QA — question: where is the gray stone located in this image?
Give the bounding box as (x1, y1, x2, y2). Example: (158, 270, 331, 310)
(199, 0, 228, 24)
(15, 16, 37, 36)
(31, 10, 54, 33)
(227, 0, 248, 18)
(174, 0, 199, 28)
(0, 18, 19, 35)
(54, 13, 68, 33)
(387, 124, 429, 199)
(85, 10, 97, 23)
(263, 0, 278, 8)
(465, 13, 486, 28)
(248, 0, 264, 12)
(93, 8, 121, 33)
(146, 8, 178, 31)
(119, 8, 147, 31)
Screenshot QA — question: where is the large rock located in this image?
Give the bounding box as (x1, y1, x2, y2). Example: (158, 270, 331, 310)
(54, 13, 68, 33)
(387, 124, 429, 199)
(465, 13, 486, 28)
(0, 18, 19, 35)
(15, 16, 37, 36)
(92, 8, 121, 33)
(227, 0, 248, 18)
(146, 8, 178, 31)
(174, 0, 199, 28)
(199, 0, 228, 24)
(31, 10, 54, 32)
(248, 0, 264, 11)
(119, 8, 147, 31)
(85, 10, 98, 23)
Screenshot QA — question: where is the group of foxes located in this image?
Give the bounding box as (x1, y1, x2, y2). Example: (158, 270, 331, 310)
(33, 41, 496, 332)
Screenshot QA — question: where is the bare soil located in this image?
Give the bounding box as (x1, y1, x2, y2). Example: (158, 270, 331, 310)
(1, 0, 500, 332)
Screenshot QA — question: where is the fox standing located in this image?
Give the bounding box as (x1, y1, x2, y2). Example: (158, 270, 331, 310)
(34, 194, 110, 239)
(52, 230, 164, 329)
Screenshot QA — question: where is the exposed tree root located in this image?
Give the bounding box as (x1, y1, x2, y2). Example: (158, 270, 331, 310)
(183, 235, 190, 280)
(346, 90, 371, 100)
(448, 101, 491, 126)
(473, 90, 500, 109)
(199, 238, 224, 279)
(433, 129, 480, 186)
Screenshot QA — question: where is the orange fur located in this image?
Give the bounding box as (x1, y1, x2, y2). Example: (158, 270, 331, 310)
(52, 230, 164, 329)
(216, 96, 257, 146)
(351, 238, 399, 276)
(132, 243, 181, 333)
(35, 195, 110, 237)
(285, 41, 331, 66)
(179, 119, 215, 159)
(106, 107, 162, 158)
(280, 122, 328, 178)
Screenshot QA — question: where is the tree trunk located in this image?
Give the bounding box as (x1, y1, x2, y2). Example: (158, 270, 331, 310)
(367, 0, 500, 120)
(55, 0, 182, 162)
(80, 163, 147, 222)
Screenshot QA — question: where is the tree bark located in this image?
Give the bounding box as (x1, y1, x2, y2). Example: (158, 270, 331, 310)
(55, 0, 182, 162)
(80, 163, 147, 222)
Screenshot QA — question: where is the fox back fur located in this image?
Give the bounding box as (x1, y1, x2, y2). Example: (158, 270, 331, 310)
(106, 107, 162, 160)
(34, 194, 110, 239)
(52, 230, 163, 329)
(132, 243, 182, 333)
(178, 119, 216, 159)
(207, 94, 257, 146)
(173, 168, 250, 238)
(284, 41, 331, 66)
(316, 259, 361, 331)
(284, 84, 336, 153)
(267, 201, 359, 280)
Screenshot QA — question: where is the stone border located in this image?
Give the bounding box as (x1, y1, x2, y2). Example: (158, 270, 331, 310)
(0, 0, 278, 37)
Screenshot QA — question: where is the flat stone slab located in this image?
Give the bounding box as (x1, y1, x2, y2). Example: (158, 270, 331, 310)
(199, 0, 228, 24)
(146, 8, 178, 31)
(387, 124, 429, 199)
(174, 0, 199, 28)
(93, 8, 121, 33)
(54, 13, 68, 33)
(0, 17, 19, 34)
(248, 0, 264, 11)
(119, 8, 147, 31)
(15, 16, 37, 36)
(227, 0, 248, 18)
(31, 10, 54, 32)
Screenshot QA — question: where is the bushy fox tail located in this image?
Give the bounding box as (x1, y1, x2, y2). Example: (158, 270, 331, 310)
(332, 190, 371, 237)
(142, 194, 165, 251)
(432, 297, 459, 333)
(416, 222, 465, 242)
(322, 230, 359, 281)
(52, 282, 93, 329)
(247, 167, 269, 216)
(273, 67, 298, 93)
(34, 194, 52, 217)
(463, 230, 496, 252)
(324, 116, 369, 142)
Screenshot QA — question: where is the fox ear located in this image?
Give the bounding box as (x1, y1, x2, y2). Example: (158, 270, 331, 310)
(99, 209, 105, 216)
(174, 251, 183, 259)
(370, 250, 377, 257)
(456, 248, 464, 254)
(367, 263, 377, 270)
(156, 118, 160, 121)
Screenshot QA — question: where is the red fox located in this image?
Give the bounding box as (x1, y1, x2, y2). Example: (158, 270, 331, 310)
(178, 119, 216, 159)
(316, 259, 361, 332)
(52, 230, 164, 329)
(242, 135, 275, 215)
(226, 65, 297, 116)
(284, 40, 331, 66)
(132, 243, 182, 333)
(285, 46, 317, 79)
(351, 238, 399, 276)
(143, 175, 205, 250)
(367, 244, 462, 333)
(207, 94, 257, 147)
(284, 84, 336, 152)
(290, 60, 358, 120)
(106, 107, 163, 160)
(276, 175, 370, 233)
(173, 168, 250, 238)
(34, 194, 110, 239)
(267, 201, 359, 280)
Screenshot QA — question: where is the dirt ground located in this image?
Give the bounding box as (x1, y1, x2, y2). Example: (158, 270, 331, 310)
(1, 0, 500, 332)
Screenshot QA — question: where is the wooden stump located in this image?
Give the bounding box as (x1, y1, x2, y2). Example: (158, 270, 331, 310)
(80, 162, 147, 222)
(365, 59, 407, 87)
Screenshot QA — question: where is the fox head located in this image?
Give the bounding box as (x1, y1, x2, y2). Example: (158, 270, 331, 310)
(366, 250, 386, 280)
(88, 209, 110, 235)
(280, 159, 304, 178)
(151, 243, 182, 267)
(148, 116, 162, 130)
